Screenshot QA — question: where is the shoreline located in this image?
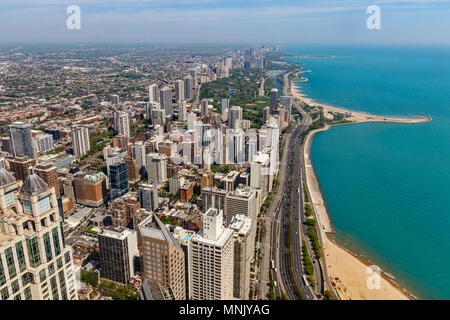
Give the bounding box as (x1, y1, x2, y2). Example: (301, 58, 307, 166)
(292, 70, 432, 124)
(291, 75, 420, 300)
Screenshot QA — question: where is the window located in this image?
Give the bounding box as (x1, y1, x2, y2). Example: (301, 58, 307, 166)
(1, 286, 9, 300)
(52, 228, 61, 256)
(0, 257, 5, 286)
(24, 286, 32, 300)
(11, 280, 19, 294)
(15, 242, 26, 272)
(56, 257, 63, 269)
(50, 276, 59, 300)
(4, 190, 15, 207)
(37, 196, 51, 215)
(22, 272, 34, 285)
(5, 247, 17, 280)
(26, 237, 41, 268)
(64, 252, 71, 264)
(39, 269, 47, 282)
(22, 200, 33, 215)
(60, 222, 66, 248)
(48, 263, 55, 276)
(43, 232, 53, 262)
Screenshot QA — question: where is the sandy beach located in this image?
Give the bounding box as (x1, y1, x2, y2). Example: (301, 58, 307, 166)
(293, 75, 419, 300)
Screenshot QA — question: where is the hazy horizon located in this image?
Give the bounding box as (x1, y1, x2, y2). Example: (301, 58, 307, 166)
(2, 0, 450, 46)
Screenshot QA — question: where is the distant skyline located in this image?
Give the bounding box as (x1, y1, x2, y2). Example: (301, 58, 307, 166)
(2, 0, 450, 45)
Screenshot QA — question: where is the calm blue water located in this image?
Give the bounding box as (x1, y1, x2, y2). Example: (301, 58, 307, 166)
(283, 45, 450, 299)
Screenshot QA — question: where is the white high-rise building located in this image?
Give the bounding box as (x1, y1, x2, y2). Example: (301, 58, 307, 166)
(71, 126, 90, 159)
(146, 153, 167, 184)
(148, 84, 159, 102)
(131, 141, 147, 177)
(111, 94, 120, 105)
(226, 129, 245, 165)
(229, 214, 254, 300)
(0, 166, 78, 300)
(116, 112, 130, 138)
(188, 208, 234, 300)
(178, 100, 187, 122)
(187, 113, 196, 131)
(221, 99, 229, 122)
(250, 151, 271, 200)
(175, 80, 184, 103)
(33, 134, 54, 154)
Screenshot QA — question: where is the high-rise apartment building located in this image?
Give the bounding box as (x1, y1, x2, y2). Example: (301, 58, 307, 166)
(159, 86, 173, 118)
(138, 183, 159, 212)
(148, 84, 159, 102)
(188, 208, 234, 300)
(139, 214, 186, 300)
(98, 227, 138, 284)
(178, 100, 187, 122)
(33, 134, 54, 154)
(228, 106, 242, 129)
(9, 121, 36, 159)
(183, 76, 193, 100)
(229, 214, 254, 300)
(225, 184, 257, 225)
(146, 153, 167, 184)
(34, 162, 61, 197)
(71, 126, 90, 159)
(109, 162, 129, 200)
(174, 80, 184, 103)
(115, 112, 130, 138)
(270, 88, 278, 115)
(201, 99, 208, 117)
(0, 166, 78, 300)
(8, 156, 36, 182)
(124, 156, 140, 183)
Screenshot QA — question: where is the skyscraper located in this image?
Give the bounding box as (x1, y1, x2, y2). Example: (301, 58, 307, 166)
(138, 183, 159, 211)
(34, 162, 61, 197)
(131, 141, 147, 178)
(0, 166, 78, 300)
(188, 208, 234, 300)
(71, 126, 90, 159)
(229, 214, 254, 300)
(116, 112, 130, 138)
(9, 121, 36, 159)
(201, 99, 209, 117)
(146, 153, 167, 184)
(178, 100, 187, 122)
(148, 84, 159, 102)
(183, 76, 193, 100)
(270, 88, 278, 115)
(138, 214, 186, 300)
(98, 227, 138, 284)
(109, 162, 129, 200)
(175, 80, 184, 103)
(228, 106, 242, 129)
(33, 134, 54, 154)
(221, 98, 229, 121)
(159, 86, 173, 118)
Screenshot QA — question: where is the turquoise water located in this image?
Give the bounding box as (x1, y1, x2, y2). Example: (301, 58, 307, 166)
(283, 45, 450, 299)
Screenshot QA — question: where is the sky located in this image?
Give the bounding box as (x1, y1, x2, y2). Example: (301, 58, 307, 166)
(1, 0, 450, 45)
